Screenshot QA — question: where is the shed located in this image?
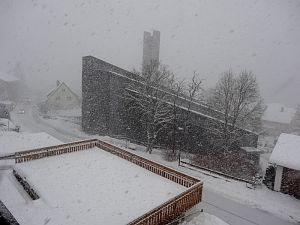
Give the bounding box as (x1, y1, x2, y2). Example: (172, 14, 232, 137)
(270, 133, 300, 199)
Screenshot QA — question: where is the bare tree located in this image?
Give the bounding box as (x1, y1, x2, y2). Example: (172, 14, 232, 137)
(180, 72, 202, 155)
(168, 78, 185, 154)
(125, 60, 174, 153)
(207, 70, 264, 153)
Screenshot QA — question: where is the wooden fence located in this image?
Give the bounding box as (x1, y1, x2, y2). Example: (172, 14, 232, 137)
(14, 139, 203, 225)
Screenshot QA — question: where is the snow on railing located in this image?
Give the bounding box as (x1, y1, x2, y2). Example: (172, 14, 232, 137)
(14, 139, 203, 225)
(95, 140, 203, 225)
(15, 139, 98, 163)
(128, 183, 202, 225)
(96, 140, 199, 188)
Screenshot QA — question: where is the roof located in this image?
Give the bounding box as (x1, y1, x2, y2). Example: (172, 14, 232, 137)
(270, 133, 300, 170)
(47, 82, 63, 98)
(46, 82, 79, 100)
(262, 103, 296, 124)
(0, 71, 18, 82)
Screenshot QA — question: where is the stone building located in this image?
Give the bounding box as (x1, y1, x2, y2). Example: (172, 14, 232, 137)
(82, 56, 258, 153)
(143, 30, 160, 68)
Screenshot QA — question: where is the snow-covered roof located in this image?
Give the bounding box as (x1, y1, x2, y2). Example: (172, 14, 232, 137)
(270, 133, 300, 170)
(46, 82, 79, 100)
(262, 103, 296, 124)
(5, 148, 185, 225)
(0, 71, 18, 82)
(0, 131, 62, 155)
(46, 82, 64, 98)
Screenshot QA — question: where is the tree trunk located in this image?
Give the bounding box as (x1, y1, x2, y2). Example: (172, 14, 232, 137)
(148, 141, 153, 154)
(146, 127, 154, 154)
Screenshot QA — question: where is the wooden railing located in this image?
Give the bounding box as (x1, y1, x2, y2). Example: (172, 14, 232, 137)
(14, 139, 203, 225)
(96, 140, 203, 224)
(128, 184, 202, 225)
(96, 140, 199, 188)
(15, 139, 98, 163)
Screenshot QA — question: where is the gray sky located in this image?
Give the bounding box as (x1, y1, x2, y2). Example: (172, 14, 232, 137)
(0, 0, 300, 106)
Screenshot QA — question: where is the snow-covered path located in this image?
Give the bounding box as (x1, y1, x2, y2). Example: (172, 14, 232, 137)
(11, 104, 82, 143)
(9, 104, 299, 225)
(201, 189, 296, 225)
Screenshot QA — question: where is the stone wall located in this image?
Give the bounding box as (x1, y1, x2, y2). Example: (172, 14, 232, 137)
(281, 167, 300, 199)
(82, 56, 258, 151)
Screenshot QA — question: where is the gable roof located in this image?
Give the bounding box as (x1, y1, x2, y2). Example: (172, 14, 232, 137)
(262, 103, 296, 124)
(270, 133, 300, 170)
(46, 82, 79, 100)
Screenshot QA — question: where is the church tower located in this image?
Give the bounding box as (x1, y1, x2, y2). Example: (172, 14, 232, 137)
(142, 30, 160, 68)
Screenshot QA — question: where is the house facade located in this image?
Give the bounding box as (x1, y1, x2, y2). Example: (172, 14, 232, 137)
(45, 81, 80, 111)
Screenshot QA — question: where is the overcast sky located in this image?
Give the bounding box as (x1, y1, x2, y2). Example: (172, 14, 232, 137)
(0, 0, 299, 107)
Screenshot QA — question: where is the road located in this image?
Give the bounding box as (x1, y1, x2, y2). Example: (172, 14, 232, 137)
(200, 189, 297, 225)
(10, 105, 298, 225)
(11, 104, 83, 143)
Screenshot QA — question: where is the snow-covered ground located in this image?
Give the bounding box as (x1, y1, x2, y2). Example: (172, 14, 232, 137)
(7, 148, 186, 225)
(10, 104, 81, 142)
(110, 143, 300, 225)
(46, 108, 81, 118)
(6, 104, 300, 225)
(0, 131, 62, 156)
(182, 212, 230, 225)
(0, 118, 17, 131)
(258, 136, 276, 150)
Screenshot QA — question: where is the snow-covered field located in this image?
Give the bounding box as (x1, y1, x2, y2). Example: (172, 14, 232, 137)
(11, 148, 186, 225)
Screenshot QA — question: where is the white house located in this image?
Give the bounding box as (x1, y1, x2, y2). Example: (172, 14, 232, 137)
(270, 133, 300, 199)
(262, 103, 296, 137)
(45, 81, 80, 110)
